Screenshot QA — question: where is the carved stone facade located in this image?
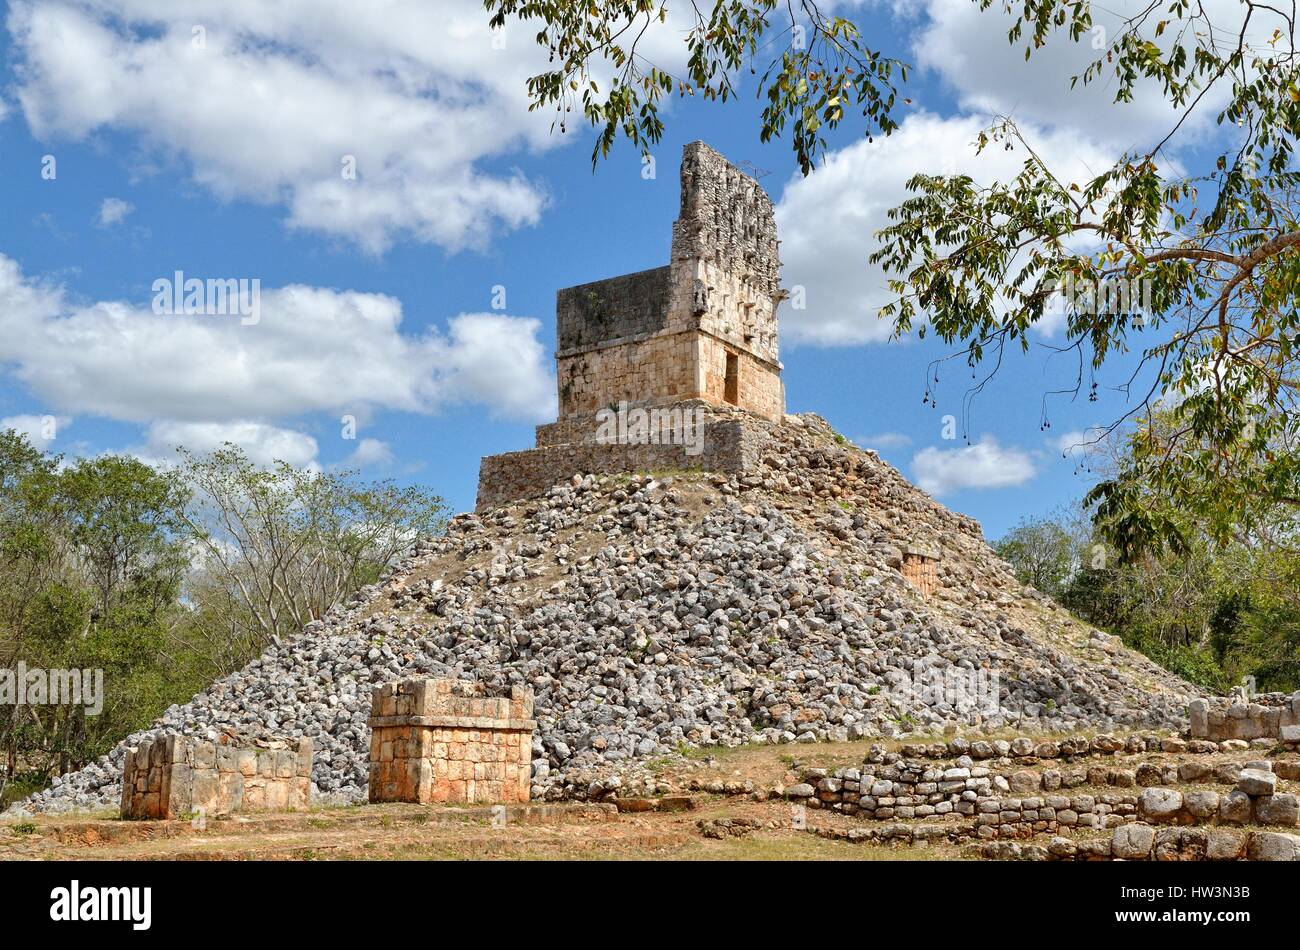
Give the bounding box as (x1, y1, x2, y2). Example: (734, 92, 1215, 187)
(120, 734, 313, 820)
(477, 142, 786, 511)
(367, 677, 535, 805)
(555, 141, 783, 421)
(902, 547, 940, 597)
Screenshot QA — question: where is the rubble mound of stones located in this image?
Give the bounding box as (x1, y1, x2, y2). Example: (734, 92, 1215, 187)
(15, 413, 1192, 815)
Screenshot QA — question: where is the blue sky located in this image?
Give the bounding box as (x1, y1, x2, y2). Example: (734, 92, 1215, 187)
(0, 1, 1234, 539)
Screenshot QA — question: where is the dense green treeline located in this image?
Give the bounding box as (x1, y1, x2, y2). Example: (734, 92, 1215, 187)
(996, 504, 1300, 696)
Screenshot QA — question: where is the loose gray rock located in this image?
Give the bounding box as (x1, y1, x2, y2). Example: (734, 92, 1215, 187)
(1112, 824, 1156, 860)
(1238, 768, 1277, 797)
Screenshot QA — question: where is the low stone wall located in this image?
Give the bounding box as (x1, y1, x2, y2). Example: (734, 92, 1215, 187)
(476, 412, 765, 511)
(120, 735, 312, 820)
(367, 677, 536, 805)
(977, 828, 1300, 861)
(969, 778, 1299, 841)
(782, 736, 1300, 825)
(816, 822, 1300, 860)
(1189, 691, 1300, 742)
(1133, 768, 1299, 827)
(875, 732, 1275, 762)
(975, 792, 1138, 837)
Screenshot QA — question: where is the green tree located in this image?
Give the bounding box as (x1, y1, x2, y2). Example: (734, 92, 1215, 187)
(57, 455, 190, 619)
(176, 445, 450, 672)
(993, 506, 1087, 599)
(0, 434, 451, 805)
(485, 0, 906, 172)
(0, 430, 63, 797)
(0, 435, 193, 799)
(995, 492, 1300, 693)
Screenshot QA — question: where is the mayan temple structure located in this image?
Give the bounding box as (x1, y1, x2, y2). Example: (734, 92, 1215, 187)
(15, 144, 1206, 836)
(477, 142, 787, 509)
(16, 144, 1215, 855)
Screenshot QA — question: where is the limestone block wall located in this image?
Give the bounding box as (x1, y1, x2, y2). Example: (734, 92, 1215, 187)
(536, 401, 708, 449)
(1189, 692, 1300, 742)
(558, 329, 782, 422)
(535, 411, 603, 449)
(686, 259, 780, 365)
(552, 142, 784, 423)
(696, 334, 784, 421)
(367, 677, 535, 805)
(556, 266, 672, 353)
(558, 332, 700, 417)
(120, 734, 312, 820)
(975, 827, 1300, 861)
(778, 732, 1300, 827)
(476, 414, 766, 510)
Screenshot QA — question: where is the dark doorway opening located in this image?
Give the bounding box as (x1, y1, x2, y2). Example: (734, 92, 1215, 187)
(724, 352, 739, 405)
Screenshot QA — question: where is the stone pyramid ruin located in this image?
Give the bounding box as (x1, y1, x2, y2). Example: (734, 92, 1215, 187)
(17, 143, 1196, 815)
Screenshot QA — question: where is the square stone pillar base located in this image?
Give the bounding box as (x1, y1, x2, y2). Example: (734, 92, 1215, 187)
(367, 678, 535, 805)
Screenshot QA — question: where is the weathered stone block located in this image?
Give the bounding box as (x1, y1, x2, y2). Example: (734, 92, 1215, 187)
(1254, 793, 1300, 827)
(1219, 789, 1253, 825)
(1008, 769, 1040, 793)
(368, 677, 535, 805)
(1246, 831, 1300, 861)
(1183, 790, 1220, 819)
(1137, 788, 1184, 824)
(1206, 829, 1245, 861)
(1112, 824, 1155, 860)
(1153, 828, 1207, 862)
(1188, 698, 1209, 738)
(192, 741, 216, 770)
(1237, 768, 1276, 797)
(120, 735, 312, 820)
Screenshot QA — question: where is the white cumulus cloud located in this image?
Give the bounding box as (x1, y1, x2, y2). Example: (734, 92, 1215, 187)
(6, 0, 570, 253)
(855, 431, 912, 450)
(911, 435, 1038, 496)
(775, 112, 1115, 346)
(0, 253, 557, 431)
(1, 412, 70, 450)
(1053, 426, 1111, 460)
(346, 437, 395, 468)
(144, 420, 319, 468)
(96, 197, 133, 226)
(910, 0, 1256, 153)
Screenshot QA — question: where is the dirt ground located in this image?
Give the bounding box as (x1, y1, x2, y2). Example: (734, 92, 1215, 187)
(0, 795, 964, 861)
